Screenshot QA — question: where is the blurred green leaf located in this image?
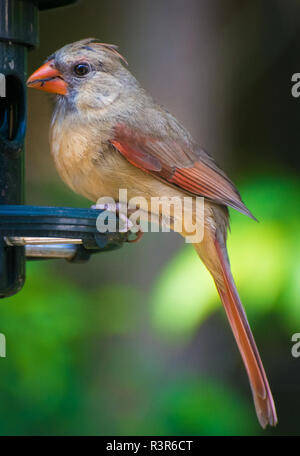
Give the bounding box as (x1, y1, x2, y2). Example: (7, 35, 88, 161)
(89, 285, 143, 335)
(150, 246, 219, 338)
(153, 377, 258, 435)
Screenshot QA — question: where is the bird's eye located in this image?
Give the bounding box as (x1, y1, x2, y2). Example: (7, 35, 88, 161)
(73, 62, 91, 77)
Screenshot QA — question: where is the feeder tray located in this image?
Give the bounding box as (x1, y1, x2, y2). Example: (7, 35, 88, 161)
(0, 204, 128, 253)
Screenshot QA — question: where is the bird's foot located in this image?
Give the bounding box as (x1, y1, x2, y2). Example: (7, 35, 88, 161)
(91, 202, 144, 243)
(127, 228, 144, 243)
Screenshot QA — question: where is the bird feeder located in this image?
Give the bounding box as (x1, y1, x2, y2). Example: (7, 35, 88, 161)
(0, 0, 127, 298)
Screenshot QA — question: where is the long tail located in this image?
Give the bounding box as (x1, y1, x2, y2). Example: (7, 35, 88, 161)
(194, 232, 277, 428)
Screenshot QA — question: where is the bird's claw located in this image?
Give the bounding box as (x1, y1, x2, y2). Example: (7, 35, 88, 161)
(126, 229, 144, 243)
(91, 202, 144, 242)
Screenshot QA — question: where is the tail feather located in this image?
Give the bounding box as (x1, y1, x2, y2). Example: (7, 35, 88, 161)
(194, 236, 277, 428)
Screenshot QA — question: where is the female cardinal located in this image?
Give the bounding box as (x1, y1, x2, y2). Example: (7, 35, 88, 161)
(27, 38, 277, 428)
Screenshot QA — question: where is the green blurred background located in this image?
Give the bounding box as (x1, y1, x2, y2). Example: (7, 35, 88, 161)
(1, 0, 300, 435)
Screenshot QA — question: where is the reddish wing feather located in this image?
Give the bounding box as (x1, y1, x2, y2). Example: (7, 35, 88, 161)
(110, 124, 255, 219)
(111, 140, 162, 172)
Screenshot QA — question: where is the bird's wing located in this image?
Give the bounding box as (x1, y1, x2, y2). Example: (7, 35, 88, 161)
(110, 124, 255, 219)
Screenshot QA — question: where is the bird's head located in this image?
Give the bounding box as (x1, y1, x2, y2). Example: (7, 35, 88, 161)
(27, 38, 134, 111)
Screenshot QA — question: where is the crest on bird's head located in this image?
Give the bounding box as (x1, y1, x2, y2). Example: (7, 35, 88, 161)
(64, 38, 128, 66)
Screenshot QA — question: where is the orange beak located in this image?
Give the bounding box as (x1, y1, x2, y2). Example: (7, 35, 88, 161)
(26, 61, 68, 95)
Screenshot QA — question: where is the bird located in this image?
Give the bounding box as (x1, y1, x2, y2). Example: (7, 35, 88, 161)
(27, 38, 277, 428)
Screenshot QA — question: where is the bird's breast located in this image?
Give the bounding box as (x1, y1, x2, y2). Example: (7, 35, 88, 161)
(50, 117, 166, 204)
(50, 117, 118, 201)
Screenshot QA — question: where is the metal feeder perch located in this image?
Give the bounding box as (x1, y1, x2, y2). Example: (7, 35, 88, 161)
(0, 0, 128, 298)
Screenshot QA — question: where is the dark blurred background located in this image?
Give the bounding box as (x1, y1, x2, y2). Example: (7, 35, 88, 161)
(0, 0, 300, 435)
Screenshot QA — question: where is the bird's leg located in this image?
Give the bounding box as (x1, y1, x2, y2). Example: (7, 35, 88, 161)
(91, 202, 144, 243)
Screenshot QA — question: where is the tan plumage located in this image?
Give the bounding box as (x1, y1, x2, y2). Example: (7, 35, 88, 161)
(27, 38, 277, 428)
